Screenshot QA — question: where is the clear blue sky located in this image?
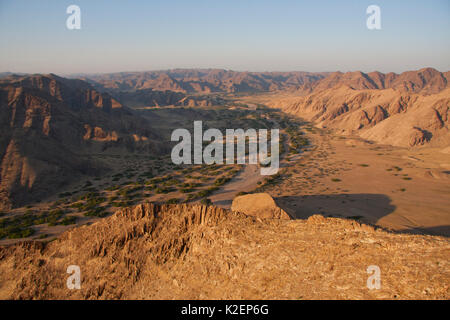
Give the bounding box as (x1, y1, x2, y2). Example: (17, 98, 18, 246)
(0, 0, 449, 74)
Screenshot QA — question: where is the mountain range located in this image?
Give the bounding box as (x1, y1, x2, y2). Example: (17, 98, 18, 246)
(75, 68, 450, 110)
(0, 68, 448, 209)
(80, 67, 449, 95)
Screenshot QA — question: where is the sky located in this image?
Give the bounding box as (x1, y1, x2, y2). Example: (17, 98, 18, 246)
(0, 0, 449, 74)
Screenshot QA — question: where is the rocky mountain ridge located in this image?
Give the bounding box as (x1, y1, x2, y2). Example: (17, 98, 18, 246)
(81, 67, 449, 95)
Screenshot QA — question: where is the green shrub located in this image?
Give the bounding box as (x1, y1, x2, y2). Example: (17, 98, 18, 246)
(155, 187, 174, 194)
(200, 198, 212, 206)
(7, 227, 35, 239)
(84, 207, 108, 217)
(166, 198, 179, 204)
(214, 176, 231, 186)
(60, 216, 77, 225)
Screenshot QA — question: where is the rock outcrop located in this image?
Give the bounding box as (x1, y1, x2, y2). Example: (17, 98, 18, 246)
(0, 202, 448, 299)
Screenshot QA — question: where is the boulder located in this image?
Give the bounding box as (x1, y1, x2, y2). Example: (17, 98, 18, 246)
(231, 193, 292, 220)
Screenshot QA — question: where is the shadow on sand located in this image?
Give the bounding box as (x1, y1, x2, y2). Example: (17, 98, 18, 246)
(399, 225, 450, 237)
(213, 199, 233, 207)
(274, 193, 449, 238)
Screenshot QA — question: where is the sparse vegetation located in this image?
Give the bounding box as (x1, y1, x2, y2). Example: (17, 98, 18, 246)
(200, 198, 212, 206)
(0, 209, 69, 239)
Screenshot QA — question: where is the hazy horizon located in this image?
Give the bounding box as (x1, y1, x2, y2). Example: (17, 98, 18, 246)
(1, 66, 450, 79)
(1, 0, 449, 74)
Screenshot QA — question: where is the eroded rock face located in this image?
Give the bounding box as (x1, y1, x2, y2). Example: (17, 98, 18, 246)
(409, 127, 430, 147)
(0, 74, 165, 209)
(231, 193, 292, 220)
(0, 202, 448, 300)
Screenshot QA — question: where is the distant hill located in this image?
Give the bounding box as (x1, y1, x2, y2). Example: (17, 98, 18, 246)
(109, 88, 227, 108)
(80, 69, 329, 94)
(80, 68, 449, 95)
(309, 68, 449, 95)
(0, 72, 27, 79)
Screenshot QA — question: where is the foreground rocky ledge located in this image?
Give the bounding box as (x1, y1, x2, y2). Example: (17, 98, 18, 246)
(0, 203, 448, 299)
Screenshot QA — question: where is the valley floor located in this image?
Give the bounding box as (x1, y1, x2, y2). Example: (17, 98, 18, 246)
(1, 104, 449, 244)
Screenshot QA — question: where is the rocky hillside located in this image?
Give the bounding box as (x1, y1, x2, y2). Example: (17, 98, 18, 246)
(111, 88, 227, 108)
(0, 202, 448, 299)
(307, 68, 449, 95)
(0, 74, 165, 209)
(269, 82, 449, 148)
